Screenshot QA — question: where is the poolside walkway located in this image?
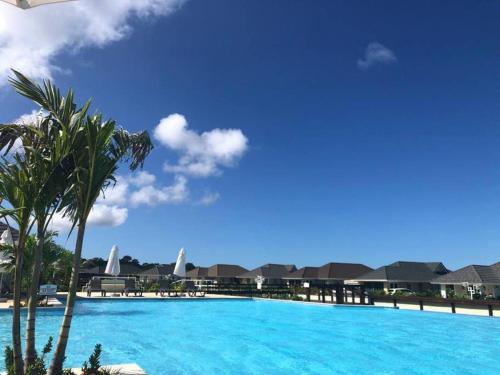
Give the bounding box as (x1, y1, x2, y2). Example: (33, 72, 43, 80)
(75, 291, 248, 300)
(72, 363, 147, 375)
(0, 293, 248, 309)
(1, 363, 146, 375)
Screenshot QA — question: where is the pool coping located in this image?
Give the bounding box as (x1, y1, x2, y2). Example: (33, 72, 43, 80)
(1, 363, 146, 375)
(251, 297, 389, 309)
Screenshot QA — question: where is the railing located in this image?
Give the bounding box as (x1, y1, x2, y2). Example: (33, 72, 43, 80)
(208, 288, 293, 298)
(208, 286, 370, 305)
(371, 295, 500, 317)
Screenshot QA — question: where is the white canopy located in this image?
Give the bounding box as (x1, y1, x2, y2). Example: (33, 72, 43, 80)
(173, 248, 186, 278)
(104, 245, 120, 277)
(0, 229, 13, 264)
(0, 0, 72, 9)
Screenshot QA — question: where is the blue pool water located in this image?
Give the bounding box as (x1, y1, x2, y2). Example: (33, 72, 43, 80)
(0, 299, 499, 374)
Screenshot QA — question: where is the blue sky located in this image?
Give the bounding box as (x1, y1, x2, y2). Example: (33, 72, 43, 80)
(1, 0, 500, 270)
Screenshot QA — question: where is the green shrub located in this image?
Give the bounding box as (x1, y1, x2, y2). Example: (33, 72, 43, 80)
(5, 337, 53, 375)
(144, 281, 159, 292)
(4, 345, 13, 375)
(81, 344, 112, 375)
(369, 289, 387, 297)
(4, 340, 111, 375)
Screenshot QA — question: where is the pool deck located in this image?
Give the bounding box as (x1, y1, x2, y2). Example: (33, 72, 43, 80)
(72, 363, 147, 374)
(74, 291, 250, 300)
(0, 293, 248, 309)
(1, 363, 146, 375)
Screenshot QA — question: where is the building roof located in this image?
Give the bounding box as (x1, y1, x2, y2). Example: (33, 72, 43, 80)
(284, 263, 373, 280)
(0, 222, 19, 242)
(317, 262, 373, 280)
(356, 261, 449, 283)
(186, 266, 209, 278)
(138, 264, 175, 276)
(284, 266, 320, 280)
(237, 263, 297, 279)
(432, 263, 500, 285)
(80, 262, 143, 276)
(207, 264, 248, 278)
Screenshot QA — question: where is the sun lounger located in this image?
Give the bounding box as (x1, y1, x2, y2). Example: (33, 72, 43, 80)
(122, 278, 143, 297)
(85, 278, 105, 297)
(155, 279, 172, 297)
(101, 279, 126, 295)
(184, 280, 206, 297)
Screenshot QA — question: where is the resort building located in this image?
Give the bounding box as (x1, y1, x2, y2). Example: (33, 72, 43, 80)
(186, 266, 209, 279)
(355, 261, 450, 293)
(138, 264, 176, 281)
(236, 263, 297, 285)
(432, 262, 500, 299)
(283, 262, 373, 286)
(187, 264, 248, 284)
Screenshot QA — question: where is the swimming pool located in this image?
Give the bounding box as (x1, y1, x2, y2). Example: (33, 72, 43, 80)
(0, 299, 499, 374)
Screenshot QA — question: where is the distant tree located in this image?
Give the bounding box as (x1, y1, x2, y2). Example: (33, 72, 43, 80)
(120, 255, 132, 263)
(186, 262, 195, 272)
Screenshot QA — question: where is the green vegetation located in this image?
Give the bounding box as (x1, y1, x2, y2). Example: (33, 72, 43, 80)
(0, 70, 153, 374)
(4, 339, 113, 375)
(0, 233, 73, 292)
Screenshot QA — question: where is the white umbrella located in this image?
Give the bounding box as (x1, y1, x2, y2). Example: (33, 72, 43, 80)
(0, 229, 13, 263)
(0, 0, 73, 9)
(0, 228, 14, 294)
(104, 245, 120, 277)
(173, 248, 186, 278)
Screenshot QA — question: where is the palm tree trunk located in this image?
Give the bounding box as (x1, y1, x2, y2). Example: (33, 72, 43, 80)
(24, 224, 45, 368)
(12, 235, 25, 375)
(48, 222, 86, 375)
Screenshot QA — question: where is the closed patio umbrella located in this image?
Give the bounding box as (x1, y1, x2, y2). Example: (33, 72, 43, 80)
(0, 228, 13, 263)
(0, 0, 73, 9)
(173, 248, 186, 278)
(0, 228, 14, 294)
(104, 245, 120, 277)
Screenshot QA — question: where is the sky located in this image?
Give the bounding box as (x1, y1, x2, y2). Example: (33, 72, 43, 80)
(1, 0, 500, 270)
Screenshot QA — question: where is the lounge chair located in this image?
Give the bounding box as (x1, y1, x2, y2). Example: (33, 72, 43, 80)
(122, 278, 143, 297)
(85, 278, 105, 297)
(101, 279, 125, 295)
(184, 280, 206, 297)
(155, 279, 173, 297)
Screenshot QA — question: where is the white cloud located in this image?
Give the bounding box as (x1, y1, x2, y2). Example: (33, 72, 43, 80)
(49, 204, 128, 232)
(87, 204, 128, 227)
(98, 171, 185, 208)
(197, 192, 220, 206)
(130, 175, 188, 206)
(154, 113, 249, 177)
(98, 176, 129, 206)
(0, 109, 43, 156)
(48, 212, 72, 233)
(129, 170, 156, 187)
(357, 42, 397, 70)
(14, 109, 42, 125)
(0, 0, 186, 86)
(48, 171, 189, 231)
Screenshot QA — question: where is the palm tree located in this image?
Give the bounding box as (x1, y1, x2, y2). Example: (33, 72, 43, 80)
(0, 154, 37, 375)
(1, 70, 152, 374)
(0, 71, 77, 370)
(49, 114, 153, 374)
(4, 72, 154, 374)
